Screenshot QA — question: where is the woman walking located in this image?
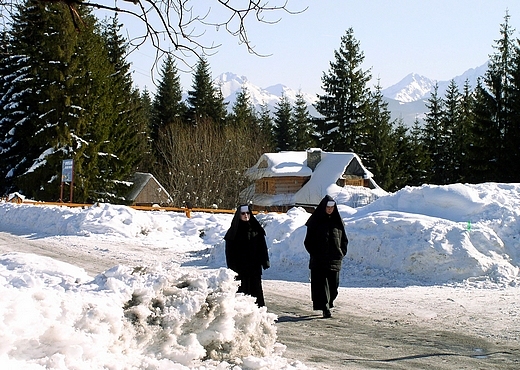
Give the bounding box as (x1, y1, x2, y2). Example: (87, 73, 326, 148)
(304, 195, 348, 318)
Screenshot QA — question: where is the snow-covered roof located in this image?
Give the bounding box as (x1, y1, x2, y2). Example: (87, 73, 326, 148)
(244, 151, 311, 179)
(244, 150, 386, 208)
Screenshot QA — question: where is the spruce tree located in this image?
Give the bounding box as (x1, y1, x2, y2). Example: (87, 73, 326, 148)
(453, 79, 474, 182)
(467, 79, 500, 182)
(362, 82, 396, 190)
(151, 53, 186, 141)
(483, 11, 516, 181)
(99, 15, 150, 201)
(440, 79, 462, 184)
(291, 91, 315, 150)
(407, 118, 430, 186)
(273, 94, 294, 151)
(0, 29, 25, 195)
(388, 120, 414, 191)
(314, 28, 371, 152)
(186, 57, 227, 126)
(422, 84, 444, 184)
(230, 86, 257, 129)
(0, 2, 142, 202)
(257, 102, 275, 150)
(3, 1, 89, 201)
(506, 24, 520, 180)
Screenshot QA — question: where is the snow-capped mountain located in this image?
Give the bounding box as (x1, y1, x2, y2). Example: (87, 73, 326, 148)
(381, 73, 437, 103)
(380, 61, 488, 125)
(214, 72, 318, 116)
(382, 61, 488, 103)
(214, 62, 489, 126)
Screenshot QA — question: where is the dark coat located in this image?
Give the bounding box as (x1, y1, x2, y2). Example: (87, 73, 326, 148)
(224, 205, 270, 277)
(304, 195, 348, 271)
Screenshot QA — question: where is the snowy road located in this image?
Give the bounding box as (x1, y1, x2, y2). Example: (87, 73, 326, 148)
(1, 231, 519, 369)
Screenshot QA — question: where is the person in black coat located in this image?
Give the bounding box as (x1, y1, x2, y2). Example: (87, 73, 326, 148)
(224, 204, 270, 307)
(304, 195, 348, 318)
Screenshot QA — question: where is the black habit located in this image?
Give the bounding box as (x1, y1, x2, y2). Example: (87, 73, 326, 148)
(224, 205, 270, 307)
(304, 195, 348, 313)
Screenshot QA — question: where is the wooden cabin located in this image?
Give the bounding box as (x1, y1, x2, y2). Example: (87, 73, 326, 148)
(242, 149, 384, 211)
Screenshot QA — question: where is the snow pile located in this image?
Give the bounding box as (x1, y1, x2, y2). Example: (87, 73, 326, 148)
(1, 182, 520, 368)
(0, 253, 303, 369)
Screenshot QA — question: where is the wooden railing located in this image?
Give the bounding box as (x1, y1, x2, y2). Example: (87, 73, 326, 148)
(2, 199, 259, 217)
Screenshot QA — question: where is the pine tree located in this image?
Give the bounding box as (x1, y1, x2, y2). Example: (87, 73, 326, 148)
(257, 102, 275, 150)
(388, 120, 414, 191)
(453, 79, 474, 182)
(137, 88, 153, 170)
(186, 57, 227, 126)
(273, 94, 294, 151)
(400, 118, 430, 187)
(151, 53, 186, 141)
(422, 84, 444, 184)
(0, 29, 25, 195)
(3, 1, 89, 201)
(484, 11, 516, 181)
(361, 82, 396, 190)
(291, 91, 315, 150)
(467, 79, 500, 182)
(314, 28, 371, 152)
(506, 22, 520, 181)
(0, 2, 143, 202)
(99, 15, 150, 202)
(229, 86, 257, 129)
(440, 79, 462, 184)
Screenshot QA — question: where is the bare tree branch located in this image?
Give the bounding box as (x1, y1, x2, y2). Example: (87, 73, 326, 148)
(0, 0, 306, 79)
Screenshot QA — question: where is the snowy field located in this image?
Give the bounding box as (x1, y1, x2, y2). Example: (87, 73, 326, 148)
(0, 182, 519, 369)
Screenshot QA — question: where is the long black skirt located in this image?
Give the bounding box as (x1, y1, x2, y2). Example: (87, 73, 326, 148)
(310, 268, 340, 311)
(237, 274, 265, 307)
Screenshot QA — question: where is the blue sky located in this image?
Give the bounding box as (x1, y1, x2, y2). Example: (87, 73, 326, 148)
(121, 0, 520, 96)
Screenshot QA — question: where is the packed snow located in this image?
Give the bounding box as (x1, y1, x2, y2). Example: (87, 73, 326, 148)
(0, 182, 519, 369)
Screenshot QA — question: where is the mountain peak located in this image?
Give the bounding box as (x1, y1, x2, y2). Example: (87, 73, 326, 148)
(382, 61, 488, 103)
(382, 73, 436, 103)
(213, 73, 318, 115)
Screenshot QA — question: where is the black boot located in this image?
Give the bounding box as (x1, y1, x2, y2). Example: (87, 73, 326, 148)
(322, 308, 331, 318)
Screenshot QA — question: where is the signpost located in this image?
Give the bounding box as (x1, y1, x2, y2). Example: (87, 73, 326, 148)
(60, 159, 74, 202)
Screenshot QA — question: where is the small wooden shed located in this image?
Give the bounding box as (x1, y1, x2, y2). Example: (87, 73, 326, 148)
(126, 172, 172, 206)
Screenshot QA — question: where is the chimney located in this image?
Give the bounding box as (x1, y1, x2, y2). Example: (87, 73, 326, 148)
(307, 149, 322, 171)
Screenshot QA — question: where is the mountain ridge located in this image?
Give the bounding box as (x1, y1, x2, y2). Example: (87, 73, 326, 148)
(214, 61, 489, 126)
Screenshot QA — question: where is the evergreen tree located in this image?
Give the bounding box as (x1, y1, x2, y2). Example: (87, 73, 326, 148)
(186, 57, 227, 126)
(422, 84, 444, 184)
(3, 1, 91, 201)
(484, 11, 516, 181)
(273, 94, 294, 151)
(440, 79, 462, 184)
(314, 28, 371, 152)
(151, 53, 186, 141)
(407, 118, 430, 186)
(257, 102, 275, 150)
(0, 2, 141, 202)
(0, 29, 26, 195)
(99, 15, 150, 201)
(137, 88, 153, 169)
(291, 91, 315, 150)
(361, 82, 397, 190)
(453, 79, 474, 182)
(229, 86, 257, 129)
(388, 120, 415, 191)
(467, 79, 500, 182)
(506, 26, 520, 180)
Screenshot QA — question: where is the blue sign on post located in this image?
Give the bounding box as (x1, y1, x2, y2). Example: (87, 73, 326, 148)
(62, 159, 74, 183)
